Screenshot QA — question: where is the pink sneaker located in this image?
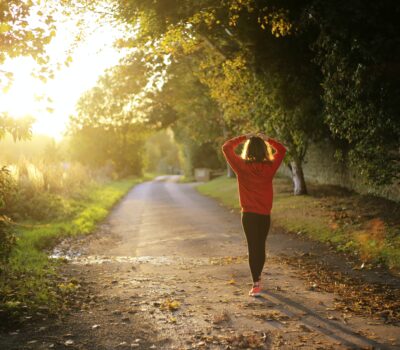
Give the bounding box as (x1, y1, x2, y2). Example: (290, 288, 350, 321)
(249, 282, 262, 297)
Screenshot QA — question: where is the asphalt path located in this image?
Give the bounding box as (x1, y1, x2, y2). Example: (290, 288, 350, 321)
(1, 175, 399, 350)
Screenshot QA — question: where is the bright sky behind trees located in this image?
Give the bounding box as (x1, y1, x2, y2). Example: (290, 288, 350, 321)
(0, 11, 124, 140)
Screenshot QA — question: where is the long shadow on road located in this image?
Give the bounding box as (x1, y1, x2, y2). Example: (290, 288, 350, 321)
(258, 290, 394, 350)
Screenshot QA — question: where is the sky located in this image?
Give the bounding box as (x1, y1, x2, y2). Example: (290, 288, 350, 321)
(0, 7, 127, 141)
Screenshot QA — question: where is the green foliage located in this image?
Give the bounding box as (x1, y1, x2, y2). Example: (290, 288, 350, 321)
(72, 60, 148, 128)
(0, 167, 17, 274)
(12, 191, 69, 221)
(0, 114, 35, 142)
(68, 125, 145, 177)
(0, 215, 16, 268)
(0, 166, 16, 209)
(67, 58, 151, 177)
(112, 0, 399, 190)
(0, 158, 102, 222)
(0, 0, 57, 89)
(310, 0, 400, 186)
(152, 58, 226, 174)
(17, 177, 142, 250)
(112, 0, 324, 191)
(144, 129, 182, 174)
(191, 142, 224, 169)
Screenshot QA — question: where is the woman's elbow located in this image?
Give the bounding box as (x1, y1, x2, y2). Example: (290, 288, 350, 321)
(222, 143, 230, 153)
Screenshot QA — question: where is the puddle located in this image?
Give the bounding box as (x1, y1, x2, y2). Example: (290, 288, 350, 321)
(49, 248, 82, 260)
(71, 255, 179, 265)
(49, 254, 249, 266)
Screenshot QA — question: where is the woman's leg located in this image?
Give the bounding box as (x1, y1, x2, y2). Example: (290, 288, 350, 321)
(253, 214, 271, 281)
(241, 212, 259, 282)
(241, 212, 271, 283)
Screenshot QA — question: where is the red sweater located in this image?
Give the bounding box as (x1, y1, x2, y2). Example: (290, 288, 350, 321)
(222, 135, 287, 215)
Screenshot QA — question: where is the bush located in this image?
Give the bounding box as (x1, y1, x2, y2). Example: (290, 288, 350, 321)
(13, 190, 70, 221)
(0, 167, 17, 271)
(0, 160, 99, 221)
(0, 215, 16, 270)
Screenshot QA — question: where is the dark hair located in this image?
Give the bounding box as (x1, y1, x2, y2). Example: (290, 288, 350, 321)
(241, 136, 273, 163)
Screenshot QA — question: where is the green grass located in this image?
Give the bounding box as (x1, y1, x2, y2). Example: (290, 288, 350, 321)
(197, 175, 240, 209)
(177, 175, 194, 183)
(16, 177, 145, 250)
(197, 176, 400, 271)
(1, 176, 150, 320)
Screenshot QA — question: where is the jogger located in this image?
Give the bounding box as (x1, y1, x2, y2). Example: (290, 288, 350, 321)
(241, 212, 271, 283)
(221, 132, 286, 296)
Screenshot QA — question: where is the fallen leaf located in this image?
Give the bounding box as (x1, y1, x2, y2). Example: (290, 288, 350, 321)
(160, 298, 181, 311)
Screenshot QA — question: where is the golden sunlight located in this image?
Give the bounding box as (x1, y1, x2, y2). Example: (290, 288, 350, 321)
(0, 16, 125, 141)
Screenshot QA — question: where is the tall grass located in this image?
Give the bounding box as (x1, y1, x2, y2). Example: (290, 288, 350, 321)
(0, 158, 149, 323)
(2, 159, 116, 221)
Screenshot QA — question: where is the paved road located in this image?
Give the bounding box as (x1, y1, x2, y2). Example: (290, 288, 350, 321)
(101, 175, 245, 259)
(1, 176, 399, 350)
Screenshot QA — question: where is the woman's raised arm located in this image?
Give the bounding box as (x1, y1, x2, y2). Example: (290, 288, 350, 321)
(258, 133, 287, 175)
(221, 134, 253, 173)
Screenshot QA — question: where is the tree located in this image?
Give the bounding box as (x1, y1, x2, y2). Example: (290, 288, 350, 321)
(67, 58, 150, 176)
(94, 45, 229, 177)
(108, 0, 399, 191)
(0, 0, 59, 147)
(144, 129, 182, 174)
(0, 0, 57, 89)
(0, 114, 34, 142)
(145, 56, 228, 177)
(68, 124, 145, 176)
(111, 0, 327, 194)
(0, 114, 34, 255)
(309, 0, 400, 186)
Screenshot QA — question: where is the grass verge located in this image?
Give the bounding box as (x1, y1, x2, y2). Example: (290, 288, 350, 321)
(177, 175, 194, 183)
(197, 175, 400, 272)
(0, 175, 150, 324)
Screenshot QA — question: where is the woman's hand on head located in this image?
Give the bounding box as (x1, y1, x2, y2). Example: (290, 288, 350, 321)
(245, 132, 257, 139)
(256, 132, 269, 141)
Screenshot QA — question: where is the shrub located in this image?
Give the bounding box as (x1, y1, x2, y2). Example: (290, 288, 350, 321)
(0, 160, 99, 221)
(0, 215, 16, 270)
(0, 167, 17, 271)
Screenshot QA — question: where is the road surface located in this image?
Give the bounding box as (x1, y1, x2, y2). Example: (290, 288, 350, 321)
(1, 176, 399, 349)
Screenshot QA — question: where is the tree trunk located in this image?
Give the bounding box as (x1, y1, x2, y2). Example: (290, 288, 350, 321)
(289, 159, 307, 195)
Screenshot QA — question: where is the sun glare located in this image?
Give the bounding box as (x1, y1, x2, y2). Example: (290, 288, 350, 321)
(0, 13, 126, 141)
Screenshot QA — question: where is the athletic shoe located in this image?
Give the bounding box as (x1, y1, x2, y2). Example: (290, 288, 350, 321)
(249, 284, 262, 297)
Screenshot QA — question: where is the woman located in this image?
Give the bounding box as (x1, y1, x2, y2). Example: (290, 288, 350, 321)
(222, 132, 287, 297)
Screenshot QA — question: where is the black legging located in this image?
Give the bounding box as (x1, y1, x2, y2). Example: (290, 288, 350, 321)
(241, 212, 271, 283)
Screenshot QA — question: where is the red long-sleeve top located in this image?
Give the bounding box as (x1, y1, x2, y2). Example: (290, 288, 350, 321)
(222, 135, 287, 215)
